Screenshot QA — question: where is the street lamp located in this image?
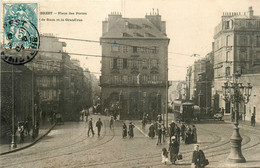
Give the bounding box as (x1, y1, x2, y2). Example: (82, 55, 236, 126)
(222, 72, 252, 163)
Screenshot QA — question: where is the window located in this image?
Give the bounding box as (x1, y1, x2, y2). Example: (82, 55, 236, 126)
(133, 46, 137, 53)
(225, 21, 230, 29)
(123, 46, 128, 53)
(123, 59, 128, 69)
(143, 75, 148, 83)
(117, 59, 123, 69)
(226, 35, 231, 46)
(151, 75, 158, 81)
(240, 36, 247, 46)
(226, 52, 230, 62)
(113, 58, 117, 69)
(151, 59, 158, 67)
(111, 44, 121, 52)
(255, 51, 260, 61)
(123, 75, 128, 83)
(226, 67, 230, 77)
(257, 36, 260, 46)
(142, 59, 148, 69)
(151, 46, 158, 53)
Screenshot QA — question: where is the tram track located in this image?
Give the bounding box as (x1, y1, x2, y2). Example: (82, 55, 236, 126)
(1, 118, 116, 168)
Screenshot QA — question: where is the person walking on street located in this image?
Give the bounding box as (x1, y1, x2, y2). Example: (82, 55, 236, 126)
(128, 122, 135, 138)
(191, 144, 208, 168)
(88, 118, 95, 137)
(162, 123, 166, 142)
(181, 122, 185, 141)
(251, 114, 256, 126)
(161, 147, 169, 165)
(18, 122, 25, 143)
(157, 123, 162, 145)
(169, 121, 176, 142)
(192, 125, 197, 143)
(96, 118, 103, 136)
(110, 116, 114, 129)
(148, 123, 155, 138)
(168, 136, 179, 165)
(122, 123, 127, 138)
(175, 124, 181, 143)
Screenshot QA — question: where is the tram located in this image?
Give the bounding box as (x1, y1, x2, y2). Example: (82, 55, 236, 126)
(173, 101, 200, 122)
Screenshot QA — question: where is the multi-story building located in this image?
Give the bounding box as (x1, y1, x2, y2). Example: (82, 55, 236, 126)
(213, 7, 260, 121)
(100, 11, 170, 120)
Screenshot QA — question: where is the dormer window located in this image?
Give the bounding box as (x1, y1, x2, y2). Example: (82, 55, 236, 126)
(122, 33, 132, 37)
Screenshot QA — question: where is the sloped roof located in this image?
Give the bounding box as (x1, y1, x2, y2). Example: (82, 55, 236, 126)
(102, 17, 168, 38)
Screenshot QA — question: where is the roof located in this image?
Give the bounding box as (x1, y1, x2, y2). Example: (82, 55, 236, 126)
(102, 17, 168, 39)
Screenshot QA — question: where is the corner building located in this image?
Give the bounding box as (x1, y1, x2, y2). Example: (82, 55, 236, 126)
(100, 11, 170, 120)
(213, 7, 260, 121)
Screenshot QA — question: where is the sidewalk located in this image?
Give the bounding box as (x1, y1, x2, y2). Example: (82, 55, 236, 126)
(223, 116, 260, 130)
(0, 122, 55, 155)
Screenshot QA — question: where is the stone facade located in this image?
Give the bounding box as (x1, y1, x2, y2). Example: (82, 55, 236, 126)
(100, 11, 169, 120)
(213, 7, 260, 120)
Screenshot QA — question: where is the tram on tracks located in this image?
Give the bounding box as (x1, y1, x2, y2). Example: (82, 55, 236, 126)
(172, 100, 200, 122)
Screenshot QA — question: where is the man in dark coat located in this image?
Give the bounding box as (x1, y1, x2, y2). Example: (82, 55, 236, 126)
(181, 122, 186, 141)
(96, 118, 103, 136)
(149, 123, 155, 138)
(192, 144, 208, 168)
(88, 118, 95, 137)
(128, 122, 135, 138)
(122, 123, 127, 138)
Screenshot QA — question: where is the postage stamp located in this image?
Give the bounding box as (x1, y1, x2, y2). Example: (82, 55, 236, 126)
(1, 2, 40, 65)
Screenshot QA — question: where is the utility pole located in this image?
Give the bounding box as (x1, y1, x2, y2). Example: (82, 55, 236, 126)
(11, 65, 17, 149)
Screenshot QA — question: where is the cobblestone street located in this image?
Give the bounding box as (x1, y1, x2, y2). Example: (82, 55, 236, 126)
(1, 115, 260, 168)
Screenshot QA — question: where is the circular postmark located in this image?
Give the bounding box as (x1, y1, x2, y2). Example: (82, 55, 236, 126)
(1, 18, 40, 65)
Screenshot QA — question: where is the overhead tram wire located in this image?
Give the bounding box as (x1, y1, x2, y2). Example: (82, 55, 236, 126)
(22, 49, 191, 68)
(38, 35, 201, 57)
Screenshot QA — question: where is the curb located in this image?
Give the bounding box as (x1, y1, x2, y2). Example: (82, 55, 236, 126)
(0, 124, 56, 155)
(133, 123, 149, 138)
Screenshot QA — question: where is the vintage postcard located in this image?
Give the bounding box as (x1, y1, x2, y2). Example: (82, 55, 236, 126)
(1, 0, 260, 167)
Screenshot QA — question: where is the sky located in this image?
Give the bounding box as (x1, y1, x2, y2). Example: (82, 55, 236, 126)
(1, 0, 260, 81)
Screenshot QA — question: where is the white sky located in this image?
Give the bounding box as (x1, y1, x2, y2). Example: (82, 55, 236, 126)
(2, 0, 260, 80)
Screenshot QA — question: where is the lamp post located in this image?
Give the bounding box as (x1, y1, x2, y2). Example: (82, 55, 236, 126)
(222, 72, 252, 163)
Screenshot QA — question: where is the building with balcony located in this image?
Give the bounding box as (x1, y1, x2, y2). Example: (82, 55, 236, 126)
(100, 11, 170, 120)
(212, 7, 260, 121)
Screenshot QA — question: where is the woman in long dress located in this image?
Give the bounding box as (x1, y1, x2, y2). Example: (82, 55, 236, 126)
(122, 123, 127, 138)
(168, 136, 179, 164)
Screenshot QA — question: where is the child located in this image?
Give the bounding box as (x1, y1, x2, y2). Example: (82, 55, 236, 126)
(161, 148, 169, 165)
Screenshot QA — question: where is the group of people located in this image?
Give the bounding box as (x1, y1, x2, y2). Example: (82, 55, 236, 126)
(180, 123, 197, 144)
(87, 118, 103, 137)
(122, 122, 135, 138)
(17, 118, 39, 143)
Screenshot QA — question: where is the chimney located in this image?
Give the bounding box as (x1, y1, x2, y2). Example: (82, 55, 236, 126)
(248, 6, 254, 18)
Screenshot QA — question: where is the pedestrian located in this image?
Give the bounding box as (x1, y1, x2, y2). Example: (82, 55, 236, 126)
(251, 114, 256, 127)
(181, 122, 185, 141)
(110, 116, 114, 129)
(85, 109, 89, 122)
(168, 136, 179, 165)
(161, 123, 166, 142)
(161, 147, 169, 165)
(18, 121, 24, 143)
(128, 122, 135, 138)
(122, 123, 127, 138)
(175, 124, 181, 143)
(157, 123, 162, 145)
(169, 121, 176, 142)
(191, 144, 209, 168)
(192, 125, 197, 143)
(88, 118, 95, 137)
(96, 118, 103, 136)
(185, 126, 192, 144)
(148, 123, 155, 138)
